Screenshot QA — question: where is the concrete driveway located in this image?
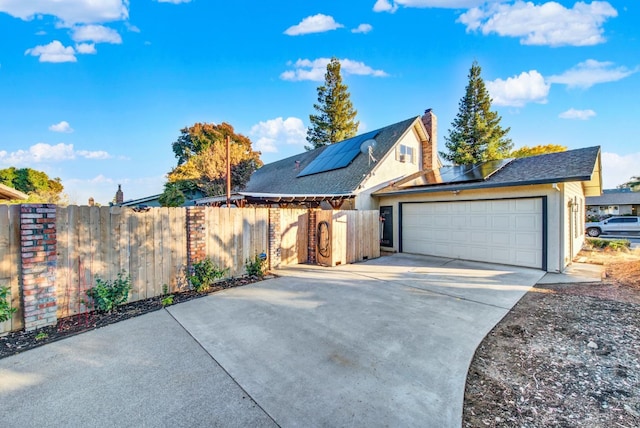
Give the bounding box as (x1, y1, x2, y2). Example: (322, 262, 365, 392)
(1, 254, 545, 427)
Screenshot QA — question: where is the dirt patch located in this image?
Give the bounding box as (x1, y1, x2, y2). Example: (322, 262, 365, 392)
(1, 275, 271, 359)
(463, 248, 640, 427)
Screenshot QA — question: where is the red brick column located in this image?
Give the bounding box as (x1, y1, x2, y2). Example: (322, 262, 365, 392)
(20, 204, 57, 331)
(268, 208, 281, 270)
(186, 206, 206, 272)
(307, 209, 317, 264)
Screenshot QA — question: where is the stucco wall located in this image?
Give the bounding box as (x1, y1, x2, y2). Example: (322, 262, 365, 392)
(561, 181, 587, 265)
(376, 183, 571, 272)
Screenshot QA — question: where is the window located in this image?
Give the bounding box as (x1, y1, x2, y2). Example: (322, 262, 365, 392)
(396, 145, 415, 164)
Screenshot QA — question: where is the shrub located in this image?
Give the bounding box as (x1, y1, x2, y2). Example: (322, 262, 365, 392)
(586, 238, 631, 251)
(0, 286, 16, 323)
(245, 253, 267, 277)
(189, 259, 228, 292)
(86, 271, 132, 312)
(161, 295, 174, 307)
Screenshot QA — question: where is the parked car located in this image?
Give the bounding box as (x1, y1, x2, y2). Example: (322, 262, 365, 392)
(585, 216, 640, 237)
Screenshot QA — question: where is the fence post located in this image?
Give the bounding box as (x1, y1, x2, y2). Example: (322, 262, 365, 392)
(268, 208, 281, 270)
(19, 204, 57, 331)
(186, 206, 206, 272)
(307, 209, 317, 265)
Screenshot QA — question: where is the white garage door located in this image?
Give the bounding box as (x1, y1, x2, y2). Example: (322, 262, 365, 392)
(401, 198, 544, 269)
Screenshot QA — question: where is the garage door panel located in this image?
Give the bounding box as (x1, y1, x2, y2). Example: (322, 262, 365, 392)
(402, 199, 543, 269)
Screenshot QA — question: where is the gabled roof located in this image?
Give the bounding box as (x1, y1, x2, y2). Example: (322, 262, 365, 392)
(243, 116, 424, 196)
(374, 146, 602, 196)
(0, 183, 28, 200)
(586, 191, 640, 205)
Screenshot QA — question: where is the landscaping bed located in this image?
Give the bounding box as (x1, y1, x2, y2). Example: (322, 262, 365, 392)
(0, 274, 271, 359)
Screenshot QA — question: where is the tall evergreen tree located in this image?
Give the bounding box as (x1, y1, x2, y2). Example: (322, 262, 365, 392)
(306, 57, 359, 150)
(441, 61, 512, 165)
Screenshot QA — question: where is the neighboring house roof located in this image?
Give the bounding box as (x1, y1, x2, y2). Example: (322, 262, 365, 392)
(119, 194, 163, 206)
(0, 183, 28, 200)
(374, 146, 602, 197)
(586, 191, 640, 206)
(242, 116, 423, 197)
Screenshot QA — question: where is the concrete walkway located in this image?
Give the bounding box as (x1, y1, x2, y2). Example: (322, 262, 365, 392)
(2, 254, 572, 427)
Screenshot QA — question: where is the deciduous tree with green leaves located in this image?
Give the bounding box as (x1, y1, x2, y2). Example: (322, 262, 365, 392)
(164, 122, 262, 202)
(0, 167, 66, 204)
(510, 144, 567, 158)
(306, 57, 359, 150)
(441, 61, 512, 165)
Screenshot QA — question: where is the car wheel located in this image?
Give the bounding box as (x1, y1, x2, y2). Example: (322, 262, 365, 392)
(586, 227, 601, 237)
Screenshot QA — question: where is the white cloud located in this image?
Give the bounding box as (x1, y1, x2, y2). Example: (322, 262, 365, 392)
(281, 58, 388, 82)
(250, 117, 306, 153)
(486, 70, 550, 107)
(0, 0, 129, 26)
(548, 59, 637, 89)
(284, 14, 344, 36)
(72, 24, 122, 44)
(75, 43, 97, 54)
(558, 108, 596, 120)
(0, 143, 112, 164)
(76, 150, 111, 159)
(458, 1, 618, 47)
(24, 40, 77, 63)
(601, 152, 640, 189)
(49, 121, 74, 133)
(374, 0, 483, 13)
(352, 24, 373, 34)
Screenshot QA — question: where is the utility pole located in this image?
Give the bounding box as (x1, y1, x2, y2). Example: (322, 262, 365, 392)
(226, 135, 231, 207)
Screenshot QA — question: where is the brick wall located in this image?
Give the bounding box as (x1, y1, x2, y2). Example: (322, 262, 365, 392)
(186, 206, 206, 271)
(268, 208, 281, 269)
(20, 204, 57, 331)
(307, 209, 317, 264)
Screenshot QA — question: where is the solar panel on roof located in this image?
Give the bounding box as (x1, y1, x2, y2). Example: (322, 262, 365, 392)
(297, 130, 379, 177)
(396, 158, 513, 188)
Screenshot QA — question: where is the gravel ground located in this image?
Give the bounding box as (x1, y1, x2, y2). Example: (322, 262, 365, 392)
(463, 253, 640, 427)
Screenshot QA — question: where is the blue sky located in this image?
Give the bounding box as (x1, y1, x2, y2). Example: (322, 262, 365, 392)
(0, 0, 638, 205)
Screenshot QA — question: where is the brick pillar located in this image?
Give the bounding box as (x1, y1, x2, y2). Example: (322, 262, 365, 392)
(20, 204, 57, 331)
(186, 206, 206, 272)
(307, 209, 317, 265)
(268, 208, 281, 270)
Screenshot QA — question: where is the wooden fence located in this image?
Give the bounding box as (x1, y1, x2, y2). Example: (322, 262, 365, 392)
(279, 209, 309, 266)
(56, 206, 188, 318)
(201, 207, 269, 278)
(1, 205, 382, 333)
(0, 205, 22, 332)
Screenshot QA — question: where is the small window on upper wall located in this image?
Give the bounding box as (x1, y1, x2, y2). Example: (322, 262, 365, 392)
(396, 144, 415, 164)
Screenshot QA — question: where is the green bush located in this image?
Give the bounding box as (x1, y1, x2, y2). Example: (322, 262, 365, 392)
(0, 286, 16, 323)
(161, 295, 174, 307)
(189, 259, 228, 292)
(586, 238, 631, 251)
(245, 253, 267, 277)
(86, 271, 132, 312)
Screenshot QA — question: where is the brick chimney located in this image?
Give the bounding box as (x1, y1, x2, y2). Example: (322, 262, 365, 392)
(115, 184, 124, 204)
(421, 108, 438, 171)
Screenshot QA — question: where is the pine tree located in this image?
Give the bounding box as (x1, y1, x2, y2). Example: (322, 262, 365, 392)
(306, 57, 359, 150)
(441, 61, 512, 165)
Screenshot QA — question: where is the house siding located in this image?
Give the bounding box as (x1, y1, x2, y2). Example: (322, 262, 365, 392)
(376, 183, 572, 272)
(356, 125, 424, 211)
(561, 181, 586, 265)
